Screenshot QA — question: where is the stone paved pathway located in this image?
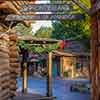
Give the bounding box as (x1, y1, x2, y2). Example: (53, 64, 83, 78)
(17, 78, 90, 100)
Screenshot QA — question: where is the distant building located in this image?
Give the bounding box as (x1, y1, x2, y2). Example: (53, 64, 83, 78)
(53, 40, 90, 78)
(19, 38, 90, 79)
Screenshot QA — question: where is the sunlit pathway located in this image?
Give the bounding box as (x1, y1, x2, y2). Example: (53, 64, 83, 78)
(17, 78, 90, 100)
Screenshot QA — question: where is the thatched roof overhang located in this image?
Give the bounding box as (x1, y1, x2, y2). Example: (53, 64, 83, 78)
(53, 50, 90, 57)
(18, 35, 59, 44)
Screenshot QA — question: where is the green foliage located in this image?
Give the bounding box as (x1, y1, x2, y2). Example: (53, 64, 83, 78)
(16, 24, 59, 54)
(18, 40, 28, 49)
(79, 0, 91, 8)
(72, 0, 91, 14)
(14, 23, 33, 35)
(17, 40, 60, 54)
(16, 0, 91, 53)
(50, 0, 91, 51)
(64, 71, 69, 77)
(51, 19, 91, 51)
(50, 0, 91, 14)
(34, 27, 53, 38)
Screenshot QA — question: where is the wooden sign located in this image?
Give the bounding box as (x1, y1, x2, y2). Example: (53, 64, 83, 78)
(5, 14, 85, 21)
(20, 4, 72, 12)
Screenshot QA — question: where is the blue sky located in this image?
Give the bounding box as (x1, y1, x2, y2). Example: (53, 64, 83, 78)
(32, 0, 52, 33)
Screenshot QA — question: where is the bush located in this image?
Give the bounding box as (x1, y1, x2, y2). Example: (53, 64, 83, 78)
(64, 71, 69, 77)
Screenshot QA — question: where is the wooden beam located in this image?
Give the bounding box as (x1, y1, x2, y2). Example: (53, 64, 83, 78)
(47, 52, 52, 97)
(60, 56, 64, 78)
(20, 3, 72, 12)
(96, 12, 100, 100)
(0, 23, 8, 30)
(0, 2, 8, 9)
(0, 1, 35, 27)
(5, 1, 20, 14)
(0, 15, 6, 19)
(90, 14, 99, 100)
(5, 14, 85, 21)
(72, 57, 76, 78)
(72, 0, 90, 15)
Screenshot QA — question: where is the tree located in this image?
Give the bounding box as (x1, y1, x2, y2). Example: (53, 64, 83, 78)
(51, 19, 91, 51)
(17, 26, 59, 54)
(18, 40, 60, 54)
(34, 26, 53, 38)
(13, 23, 33, 36)
(50, 0, 91, 51)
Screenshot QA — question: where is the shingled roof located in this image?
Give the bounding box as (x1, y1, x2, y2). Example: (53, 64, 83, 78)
(54, 40, 90, 56)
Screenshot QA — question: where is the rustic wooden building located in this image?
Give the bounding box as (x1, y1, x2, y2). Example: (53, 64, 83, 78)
(0, 34, 10, 100)
(0, 0, 100, 100)
(0, 1, 36, 100)
(0, 32, 19, 99)
(21, 39, 90, 79)
(53, 40, 90, 78)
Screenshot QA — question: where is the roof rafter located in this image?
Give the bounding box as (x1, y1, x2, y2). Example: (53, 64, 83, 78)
(72, 0, 91, 15)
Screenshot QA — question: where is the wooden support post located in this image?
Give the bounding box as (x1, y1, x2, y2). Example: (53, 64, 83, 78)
(22, 62, 27, 94)
(87, 56, 90, 80)
(47, 52, 52, 97)
(97, 14, 100, 99)
(71, 57, 76, 78)
(90, 1, 100, 99)
(90, 13, 99, 100)
(72, 65, 75, 78)
(60, 56, 64, 78)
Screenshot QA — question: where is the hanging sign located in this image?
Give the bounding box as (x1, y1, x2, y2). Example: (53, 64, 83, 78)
(6, 14, 85, 21)
(20, 4, 72, 12)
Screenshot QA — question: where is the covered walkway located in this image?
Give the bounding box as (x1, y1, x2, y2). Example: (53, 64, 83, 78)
(0, 0, 100, 100)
